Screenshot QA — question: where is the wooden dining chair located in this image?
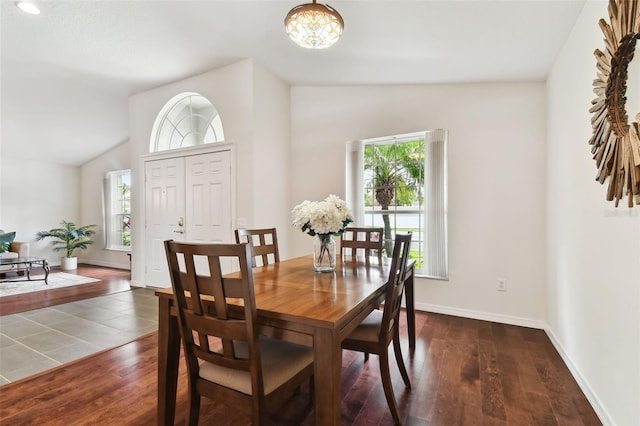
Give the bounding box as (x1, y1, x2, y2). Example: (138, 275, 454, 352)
(341, 227, 384, 362)
(340, 227, 384, 263)
(341, 232, 412, 425)
(164, 240, 314, 425)
(234, 228, 280, 267)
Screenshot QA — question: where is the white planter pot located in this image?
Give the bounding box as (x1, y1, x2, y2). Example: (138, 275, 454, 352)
(60, 257, 78, 270)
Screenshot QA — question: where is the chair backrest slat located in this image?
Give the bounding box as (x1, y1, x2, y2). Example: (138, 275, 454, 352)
(340, 227, 384, 263)
(380, 233, 412, 342)
(235, 228, 280, 267)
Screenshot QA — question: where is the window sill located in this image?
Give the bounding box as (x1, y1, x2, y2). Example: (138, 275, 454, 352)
(105, 247, 132, 253)
(415, 273, 449, 281)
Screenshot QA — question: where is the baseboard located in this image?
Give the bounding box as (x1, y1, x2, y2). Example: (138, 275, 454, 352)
(130, 279, 147, 287)
(415, 302, 610, 425)
(416, 302, 547, 329)
(81, 259, 130, 271)
(544, 328, 613, 426)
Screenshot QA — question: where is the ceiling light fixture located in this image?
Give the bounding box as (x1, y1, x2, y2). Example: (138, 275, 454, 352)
(15, 1, 40, 15)
(284, 0, 344, 49)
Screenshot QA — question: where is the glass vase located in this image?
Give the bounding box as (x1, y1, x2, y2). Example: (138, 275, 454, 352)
(313, 234, 336, 272)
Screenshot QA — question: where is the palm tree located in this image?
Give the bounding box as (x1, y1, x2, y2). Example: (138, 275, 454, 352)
(364, 141, 424, 255)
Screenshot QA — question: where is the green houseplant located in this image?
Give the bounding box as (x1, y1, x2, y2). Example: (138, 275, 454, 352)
(36, 221, 96, 270)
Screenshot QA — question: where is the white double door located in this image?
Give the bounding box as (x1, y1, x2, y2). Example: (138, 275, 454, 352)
(144, 150, 232, 287)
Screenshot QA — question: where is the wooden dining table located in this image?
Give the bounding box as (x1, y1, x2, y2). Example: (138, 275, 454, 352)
(155, 255, 416, 426)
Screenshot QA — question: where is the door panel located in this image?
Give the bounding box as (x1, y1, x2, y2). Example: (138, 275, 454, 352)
(185, 151, 231, 244)
(145, 150, 232, 287)
(144, 157, 185, 287)
(185, 151, 233, 275)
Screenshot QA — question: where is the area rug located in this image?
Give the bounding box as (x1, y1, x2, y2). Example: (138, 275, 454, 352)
(0, 273, 100, 297)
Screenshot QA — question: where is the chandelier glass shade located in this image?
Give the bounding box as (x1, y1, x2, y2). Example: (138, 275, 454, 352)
(284, 1, 344, 49)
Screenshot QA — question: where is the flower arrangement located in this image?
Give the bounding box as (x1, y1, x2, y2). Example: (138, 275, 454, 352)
(292, 194, 354, 236)
(292, 195, 354, 272)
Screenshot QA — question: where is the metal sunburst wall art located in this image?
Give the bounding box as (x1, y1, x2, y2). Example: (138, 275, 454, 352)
(589, 0, 640, 207)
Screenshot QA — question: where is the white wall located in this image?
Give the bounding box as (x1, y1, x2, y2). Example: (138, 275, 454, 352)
(251, 62, 292, 258)
(80, 140, 132, 270)
(547, 1, 640, 424)
(290, 83, 548, 326)
(0, 157, 80, 264)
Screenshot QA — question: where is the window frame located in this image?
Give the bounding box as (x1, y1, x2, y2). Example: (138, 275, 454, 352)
(103, 169, 132, 252)
(346, 129, 448, 279)
(149, 92, 225, 153)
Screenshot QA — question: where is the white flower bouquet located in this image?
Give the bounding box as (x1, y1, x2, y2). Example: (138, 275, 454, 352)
(292, 194, 354, 236)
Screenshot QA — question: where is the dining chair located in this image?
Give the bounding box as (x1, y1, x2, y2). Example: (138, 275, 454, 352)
(341, 232, 412, 425)
(340, 227, 384, 263)
(164, 240, 314, 425)
(341, 227, 384, 362)
(235, 228, 280, 267)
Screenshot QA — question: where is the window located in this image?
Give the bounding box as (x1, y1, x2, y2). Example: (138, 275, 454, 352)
(346, 130, 448, 279)
(149, 92, 225, 153)
(104, 170, 132, 251)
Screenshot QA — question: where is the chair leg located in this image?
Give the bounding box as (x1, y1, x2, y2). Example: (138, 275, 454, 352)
(379, 348, 402, 425)
(187, 387, 201, 426)
(364, 352, 369, 362)
(309, 375, 315, 397)
(393, 333, 411, 389)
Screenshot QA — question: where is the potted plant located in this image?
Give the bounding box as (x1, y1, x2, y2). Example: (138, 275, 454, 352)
(36, 220, 96, 270)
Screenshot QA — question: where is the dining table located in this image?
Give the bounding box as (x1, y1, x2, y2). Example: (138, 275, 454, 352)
(155, 254, 416, 426)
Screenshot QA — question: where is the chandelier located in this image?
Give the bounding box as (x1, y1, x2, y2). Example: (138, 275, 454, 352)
(284, 0, 344, 49)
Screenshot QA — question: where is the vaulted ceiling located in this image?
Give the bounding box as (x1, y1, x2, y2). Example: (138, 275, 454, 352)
(1, 0, 585, 166)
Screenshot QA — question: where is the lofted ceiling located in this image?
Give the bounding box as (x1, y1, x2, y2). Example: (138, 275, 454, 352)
(0, 0, 585, 166)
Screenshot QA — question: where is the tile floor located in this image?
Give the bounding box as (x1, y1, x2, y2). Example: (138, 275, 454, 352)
(0, 288, 158, 385)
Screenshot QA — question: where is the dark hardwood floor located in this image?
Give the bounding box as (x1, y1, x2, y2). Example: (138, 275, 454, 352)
(0, 265, 601, 425)
(0, 264, 133, 316)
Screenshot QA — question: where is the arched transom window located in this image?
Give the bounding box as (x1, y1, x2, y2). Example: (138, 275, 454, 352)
(149, 92, 225, 153)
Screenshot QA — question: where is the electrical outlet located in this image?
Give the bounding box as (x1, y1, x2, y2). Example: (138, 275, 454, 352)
(497, 278, 507, 292)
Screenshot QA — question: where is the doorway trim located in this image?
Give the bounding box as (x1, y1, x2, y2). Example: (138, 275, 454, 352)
(138, 142, 237, 288)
